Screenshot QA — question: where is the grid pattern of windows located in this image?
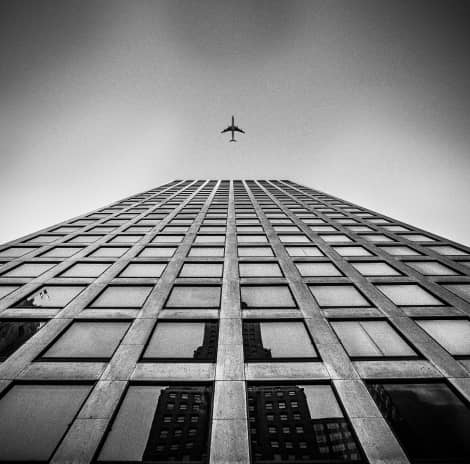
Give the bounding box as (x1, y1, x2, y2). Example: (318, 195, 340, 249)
(0, 179, 469, 463)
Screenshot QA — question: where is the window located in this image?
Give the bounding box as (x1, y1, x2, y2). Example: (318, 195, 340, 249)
(400, 234, 434, 242)
(88, 247, 129, 258)
(139, 247, 176, 258)
(285, 246, 323, 257)
(0, 320, 46, 361)
(425, 245, 468, 256)
(295, 262, 342, 277)
(239, 262, 283, 277)
(367, 382, 470, 463)
(376, 284, 443, 306)
(333, 246, 372, 257)
(0, 383, 92, 461)
(347, 226, 374, 232)
(378, 246, 420, 256)
(243, 321, 317, 360)
(273, 226, 300, 233)
(360, 234, 394, 242)
(195, 235, 225, 243)
(91, 286, 153, 308)
(1, 262, 57, 278)
(238, 235, 268, 243)
(0, 285, 20, 299)
(442, 283, 470, 303)
(331, 320, 416, 358)
(119, 263, 167, 278)
(238, 246, 274, 257)
(188, 246, 224, 257)
(166, 286, 221, 308)
(152, 235, 185, 243)
(247, 384, 362, 463)
(25, 235, 63, 244)
(309, 225, 337, 232)
(109, 235, 143, 244)
(319, 234, 352, 243)
(240, 286, 296, 309)
(404, 261, 459, 276)
(278, 235, 310, 243)
(309, 285, 370, 307)
(0, 247, 37, 258)
(383, 225, 410, 232)
(97, 385, 212, 462)
(67, 235, 102, 243)
(143, 321, 218, 360)
(14, 285, 86, 308)
(350, 262, 401, 276)
(236, 226, 263, 233)
(40, 247, 83, 258)
(416, 319, 470, 356)
(179, 263, 223, 278)
(60, 262, 111, 278)
(42, 321, 130, 359)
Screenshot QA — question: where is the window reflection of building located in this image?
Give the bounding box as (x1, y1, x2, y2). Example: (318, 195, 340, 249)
(193, 322, 218, 360)
(0, 321, 44, 361)
(143, 386, 211, 463)
(248, 385, 362, 463)
(243, 322, 272, 360)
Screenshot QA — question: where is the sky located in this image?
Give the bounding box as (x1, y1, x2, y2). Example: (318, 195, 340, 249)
(1, 0, 470, 246)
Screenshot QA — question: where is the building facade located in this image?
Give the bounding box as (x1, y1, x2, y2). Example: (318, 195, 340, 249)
(0, 179, 469, 463)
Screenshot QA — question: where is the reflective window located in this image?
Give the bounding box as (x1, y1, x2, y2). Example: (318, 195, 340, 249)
(0, 285, 20, 299)
(416, 319, 470, 356)
(360, 234, 394, 242)
(350, 262, 401, 276)
(195, 235, 225, 243)
(319, 234, 352, 243)
(442, 283, 470, 303)
(25, 235, 63, 244)
(378, 246, 420, 256)
(109, 235, 143, 244)
(240, 286, 296, 309)
(248, 384, 363, 463)
(278, 235, 310, 243)
(333, 246, 372, 257)
(238, 246, 274, 257)
(404, 261, 459, 276)
(14, 285, 86, 308)
(0, 247, 37, 258)
(285, 246, 323, 257)
(383, 225, 410, 232)
(139, 247, 176, 258)
(166, 286, 221, 308)
(367, 382, 470, 462)
(426, 245, 468, 256)
(0, 383, 92, 461)
(153, 235, 185, 243)
(60, 262, 111, 278)
(243, 321, 317, 359)
(1, 262, 57, 278)
(309, 225, 337, 232)
(331, 320, 415, 357)
(91, 286, 153, 308)
(143, 321, 218, 360)
(239, 262, 282, 277)
(119, 263, 167, 278)
(68, 235, 102, 243)
(88, 247, 130, 258)
(188, 246, 224, 257)
(238, 235, 268, 243)
(41, 247, 83, 258)
(273, 226, 300, 232)
(376, 284, 443, 306)
(309, 284, 369, 307)
(400, 234, 434, 242)
(98, 385, 212, 462)
(347, 226, 374, 232)
(0, 320, 46, 361)
(295, 262, 342, 277)
(180, 263, 223, 278)
(42, 321, 130, 359)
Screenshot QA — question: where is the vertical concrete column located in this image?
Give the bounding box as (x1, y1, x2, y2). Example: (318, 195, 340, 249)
(210, 180, 250, 464)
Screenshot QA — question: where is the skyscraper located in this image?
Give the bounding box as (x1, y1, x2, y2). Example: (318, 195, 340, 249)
(0, 179, 469, 463)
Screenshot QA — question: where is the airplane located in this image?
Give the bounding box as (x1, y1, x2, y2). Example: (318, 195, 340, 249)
(221, 115, 245, 142)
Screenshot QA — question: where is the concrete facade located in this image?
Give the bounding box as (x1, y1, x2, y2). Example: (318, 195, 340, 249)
(0, 179, 469, 463)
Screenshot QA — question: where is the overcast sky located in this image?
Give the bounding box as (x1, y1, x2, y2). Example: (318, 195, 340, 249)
(1, 0, 470, 245)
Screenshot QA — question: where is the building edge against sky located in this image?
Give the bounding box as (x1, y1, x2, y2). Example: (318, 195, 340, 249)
(0, 179, 469, 463)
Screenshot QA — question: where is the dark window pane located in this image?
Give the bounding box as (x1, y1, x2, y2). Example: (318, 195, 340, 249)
(98, 385, 212, 462)
(42, 321, 130, 359)
(0, 320, 46, 361)
(143, 322, 218, 360)
(367, 382, 470, 462)
(0, 384, 92, 460)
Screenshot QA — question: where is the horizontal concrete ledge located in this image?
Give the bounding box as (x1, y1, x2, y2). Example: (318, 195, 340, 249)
(353, 360, 442, 379)
(245, 362, 329, 380)
(132, 362, 216, 381)
(18, 362, 106, 381)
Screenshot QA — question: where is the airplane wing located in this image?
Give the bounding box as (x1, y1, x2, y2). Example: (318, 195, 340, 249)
(233, 126, 245, 134)
(221, 127, 231, 133)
